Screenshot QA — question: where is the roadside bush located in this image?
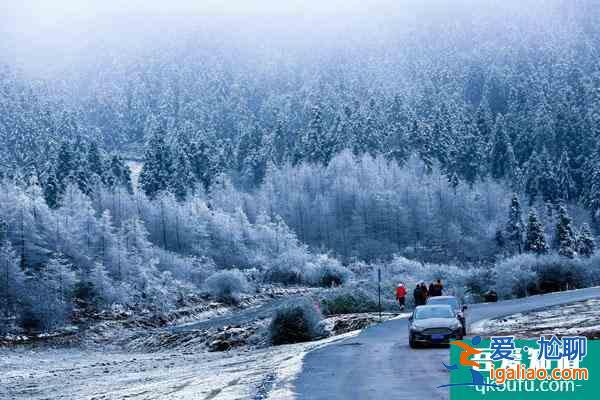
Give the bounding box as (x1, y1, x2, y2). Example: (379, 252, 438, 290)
(493, 253, 592, 299)
(263, 247, 311, 285)
(309, 255, 352, 287)
(320, 288, 379, 315)
(270, 299, 324, 345)
(493, 254, 538, 299)
(205, 269, 248, 304)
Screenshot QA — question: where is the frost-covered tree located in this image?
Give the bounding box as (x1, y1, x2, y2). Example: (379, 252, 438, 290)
(490, 116, 516, 180)
(106, 154, 133, 193)
(555, 206, 576, 258)
(576, 223, 595, 257)
(86, 141, 105, 188)
(524, 211, 548, 255)
(504, 195, 524, 254)
(556, 150, 575, 202)
(139, 128, 173, 198)
(171, 151, 195, 202)
(22, 253, 77, 330)
(0, 240, 24, 326)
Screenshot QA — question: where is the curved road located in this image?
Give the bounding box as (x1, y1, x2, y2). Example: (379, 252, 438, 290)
(294, 287, 600, 400)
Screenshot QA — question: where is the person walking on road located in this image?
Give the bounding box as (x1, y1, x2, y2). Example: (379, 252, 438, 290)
(396, 283, 407, 310)
(430, 279, 444, 297)
(413, 284, 423, 306)
(420, 282, 429, 304)
(414, 282, 429, 306)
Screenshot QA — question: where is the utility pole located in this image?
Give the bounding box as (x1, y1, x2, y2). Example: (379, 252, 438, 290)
(377, 266, 382, 321)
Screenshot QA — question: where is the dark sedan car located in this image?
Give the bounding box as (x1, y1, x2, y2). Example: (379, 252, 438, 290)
(426, 295, 467, 335)
(408, 305, 463, 348)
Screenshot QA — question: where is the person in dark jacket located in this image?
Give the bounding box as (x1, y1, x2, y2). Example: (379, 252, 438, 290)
(428, 282, 436, 297)
(431, 279, 443, 296)
(435, 279, 444, 296)
(413, 284, 423, 306)
(420, 282, 429, 304)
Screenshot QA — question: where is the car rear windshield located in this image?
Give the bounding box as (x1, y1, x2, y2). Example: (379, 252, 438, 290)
(427, 297, 459, 310)
(415, 306, 454, 319)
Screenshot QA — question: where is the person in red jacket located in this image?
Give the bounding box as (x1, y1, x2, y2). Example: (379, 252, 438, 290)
(395, 283, 407, 310)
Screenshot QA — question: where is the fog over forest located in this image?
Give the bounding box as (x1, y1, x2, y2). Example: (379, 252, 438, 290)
(1, 0, 600, 332)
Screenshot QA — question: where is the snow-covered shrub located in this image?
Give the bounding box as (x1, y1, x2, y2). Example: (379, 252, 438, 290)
(263, 247, 312, 285)
(308, 255, 352, 287)
(320, 288, 379, 315)
(493, 254, 538, 299)
(0, 240, 24, 334)
(205, 269, 249, 304)
(585, 253, 600, 284)
(493, 253, 589, 299)
(20, 254, 78, 331)
(270, 299, 324, 345)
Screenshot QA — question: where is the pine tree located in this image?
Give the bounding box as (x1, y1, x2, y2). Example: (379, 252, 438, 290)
(43, 167, 61, 208)
(490, 116, 516, 180)
(585, 167, 600, 223)
(524, 151, 542, 204)
(538, 148, 558, 202)
(456, 120, 483, 185)
(354, 99, 382, 158)
(88, 261, 115, 307)
(107, 154, 133, 194)
(556, 150, 575, 202)
(577, 223, 595, 257)
(236, 124, 267, 187)
(555, 205, 576, 258)
(188, 135, 217, 190)
(86, 141, 105, 188)
(55, 141, 76, 190)
(0, 239, 24, 325)
(504, 194, 524, 254)
(269, 118, 289, 165)
(303, 105, 328, 164)
(524, 210, 548, 254)
(139, 128, 173, 198)
(171, 151, 195, 202)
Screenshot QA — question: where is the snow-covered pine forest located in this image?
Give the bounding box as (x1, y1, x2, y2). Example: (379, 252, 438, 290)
(2, 0, 600, 333)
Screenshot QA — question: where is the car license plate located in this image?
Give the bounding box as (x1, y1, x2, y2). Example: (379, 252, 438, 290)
(431, 334, 445, 340)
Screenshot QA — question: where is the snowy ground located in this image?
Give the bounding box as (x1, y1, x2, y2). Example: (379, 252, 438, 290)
(471, 298, 600, 338)
(0, 330, 361, 400)
(0, 285, 395, 400)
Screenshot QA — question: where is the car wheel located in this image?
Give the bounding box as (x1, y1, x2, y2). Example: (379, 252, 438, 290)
(409, 334, 417, 349)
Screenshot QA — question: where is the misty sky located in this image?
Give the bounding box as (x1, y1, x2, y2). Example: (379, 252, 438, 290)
(1, 0, 556, 77)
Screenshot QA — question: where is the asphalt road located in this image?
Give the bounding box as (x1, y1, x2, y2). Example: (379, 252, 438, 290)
(294, 286, 600, 400)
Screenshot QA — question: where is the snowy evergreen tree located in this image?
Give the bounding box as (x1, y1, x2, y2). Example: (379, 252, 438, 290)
(42, 167, 61, 208)
(86, 141, 105, 187)
(577, 223, 595, 257)
(171, 151, 195, 202)
(585, 167, 600, 224)
(139, 128, 173, 198)
(0, 240, 24, 327)
(524, 210, 548, 255)
(524, 151, 542, 204)
(490, 116, 516, 180)
(555, 205, 576, 258)
(106, 154, 133, 193)
(556, 150, 575, 202)
(22, 253, 77, 330)
(302, 105, 329, 164)
(504, 194, 524, 254)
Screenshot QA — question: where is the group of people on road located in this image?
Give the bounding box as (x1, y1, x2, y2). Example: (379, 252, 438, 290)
(395, 279, 444, 309)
